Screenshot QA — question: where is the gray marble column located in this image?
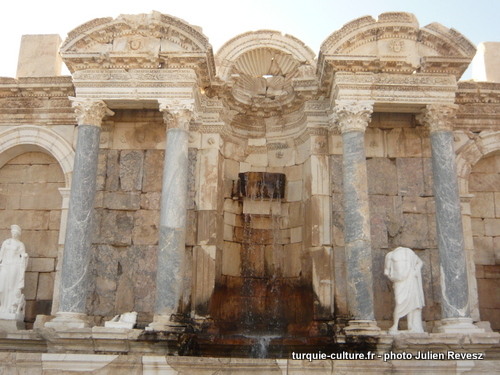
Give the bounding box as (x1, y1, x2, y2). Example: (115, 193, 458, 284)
(333, 100, 379, 333)
(46, 98, 112, 329)
(418, 104, 483, 333)
(149, 100, 194, 331)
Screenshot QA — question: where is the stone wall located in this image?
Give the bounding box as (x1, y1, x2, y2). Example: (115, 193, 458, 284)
(0, 151, 64, 328)
(469, 154, 500, 330)
(87, 110, 166, 326)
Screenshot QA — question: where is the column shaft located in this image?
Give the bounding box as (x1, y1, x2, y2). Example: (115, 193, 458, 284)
(155, 128, 189, 315)
(58, 125, 101, 313)
(430, 130, 470, 319)
(333, 100, 379, 331)
(418, 104, 483, 333)
(343, 130, 375, 321)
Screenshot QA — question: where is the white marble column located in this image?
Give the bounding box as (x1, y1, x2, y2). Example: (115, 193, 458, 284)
(46, 98, 112, 329)
(417, 104, 483, 333)
(148, 99, 194, 331)
(332, 100, 380, 333)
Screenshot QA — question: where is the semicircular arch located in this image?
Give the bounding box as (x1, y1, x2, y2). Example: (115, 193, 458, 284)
(0, 125, 75, 187)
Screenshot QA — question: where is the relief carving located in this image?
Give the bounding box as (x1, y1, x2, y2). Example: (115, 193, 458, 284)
(70, 97, 114, 127)
(416, 104, 458, 133)
(332, 100, 374, 134)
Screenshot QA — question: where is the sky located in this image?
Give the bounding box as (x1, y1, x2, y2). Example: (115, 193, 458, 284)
(1, 0, 499, 79)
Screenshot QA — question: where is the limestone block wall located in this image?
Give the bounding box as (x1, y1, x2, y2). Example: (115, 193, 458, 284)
(87, 109, 168, 326)
(331, 116, 442, 328)
(469, 154, 500, 330)
(0, 151, 64, 327)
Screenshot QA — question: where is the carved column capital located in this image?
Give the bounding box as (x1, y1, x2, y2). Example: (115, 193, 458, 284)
(69, 97, 113, 127)
(331, 100, 374, 134)
(158, 99, 195, 131)
(416, 104, 458, 133)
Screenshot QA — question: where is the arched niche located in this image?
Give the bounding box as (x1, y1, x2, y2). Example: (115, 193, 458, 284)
(0, 125, 74, 187)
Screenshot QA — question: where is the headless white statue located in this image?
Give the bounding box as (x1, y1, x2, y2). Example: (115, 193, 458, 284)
(0, 225, 28, 316)
(384, 246, 425, 333)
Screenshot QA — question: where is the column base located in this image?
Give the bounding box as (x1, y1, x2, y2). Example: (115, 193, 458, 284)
(146, 314, 186, 333)
(0, 314, 25, 331)
(436, 318, 485, 333)
(44, 312, 90, 330)
(344, 319, 381, 335)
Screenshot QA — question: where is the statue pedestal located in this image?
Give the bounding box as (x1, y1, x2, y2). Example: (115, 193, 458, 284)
(0, 313, 25, 331)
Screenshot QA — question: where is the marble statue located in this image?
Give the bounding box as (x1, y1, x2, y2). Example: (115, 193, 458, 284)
(384, 246, 425, 333)
(0, 225, 28, 316)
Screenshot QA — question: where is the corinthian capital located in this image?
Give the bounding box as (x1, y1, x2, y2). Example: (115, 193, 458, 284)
(158, 99, 195, 131)
(70, 97, 114, 127)
(332, 100, 374, 134)
(416, 104, 458, 133)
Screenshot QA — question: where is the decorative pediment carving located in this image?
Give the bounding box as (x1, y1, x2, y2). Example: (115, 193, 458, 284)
(60, 11, 215, 86)
(318, 12, 476, 90)
(215, 30, 318, 117)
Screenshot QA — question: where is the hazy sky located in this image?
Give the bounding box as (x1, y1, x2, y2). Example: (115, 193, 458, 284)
(1, 0, 498, 79)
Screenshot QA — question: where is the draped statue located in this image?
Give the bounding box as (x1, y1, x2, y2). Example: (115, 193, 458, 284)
(384, 246, 425, 333)
(0, 225, 28, 317)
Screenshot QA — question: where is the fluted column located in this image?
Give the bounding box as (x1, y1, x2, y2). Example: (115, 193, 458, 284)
(332, 100, 379, 333)
(417, 104, 483, 333)
(149, 99, 194, 331)
(47, 98, 112, 329)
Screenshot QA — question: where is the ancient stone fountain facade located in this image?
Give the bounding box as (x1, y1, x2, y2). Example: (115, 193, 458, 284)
(0, 10, 500, 374)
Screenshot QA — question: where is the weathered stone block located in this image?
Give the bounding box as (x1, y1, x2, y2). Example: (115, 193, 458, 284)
(142, 150, 164, 192)
(36, 272, 55, 300)
(288, 201, 304, 228)
(393, 213, 431, 249)
(49, 209, 61, 230)
(185, 209, 197, 246)
(477, 278, 500, 309)
(473, 236, 495, 265)
(119, 150, 144, 191)
(397, 158, 425, 196)
(222, 241, 241, 276)
(21, 230, 58, 257)
(132, 210, 159, 245)
(330, 155, 343, 193)
(104, 191, 141, 210)
(27, 258, 55, 272)
(96, 150, 107, 190)
(367, 158, 398, 195)
(105, 150, 120, 191)
(24, 272, 38, 300)
(286, 180, 302, 202)
(495, 192, 500, 218)
(471, 218, 486, 236)
(469, 173, 500, 192)
(100, 211, 134, 246)
(285, 164, 302, 182)
(370, 212, 389, 249)
(197, 210, 218, 245)
(19, 182, 63, 210)
(471, 192, 496, 218)
(140, 192, 161, 210)
(387, 128, 423, 158)
(290, 226, 302, 244)
(197, 149, 221, 210)
(284, 242, 302, 278)
(484, 219, 500, 236)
